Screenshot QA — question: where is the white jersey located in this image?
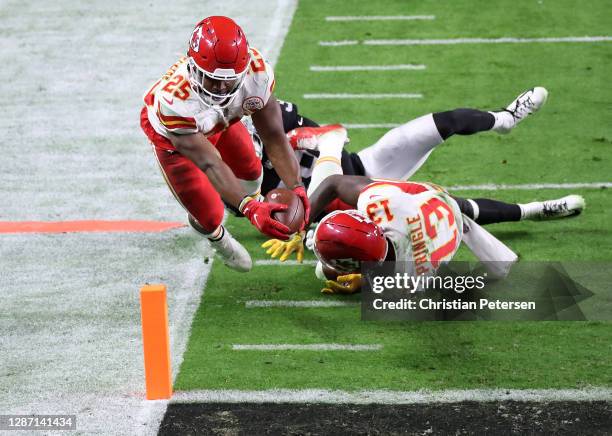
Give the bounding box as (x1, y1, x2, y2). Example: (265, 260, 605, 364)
(356, 180, 463, 276)
(143, 47, 275, 139)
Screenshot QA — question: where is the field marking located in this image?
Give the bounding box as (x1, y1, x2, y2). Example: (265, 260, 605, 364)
(304, 93, 423, 99)
(449, 182, 612, 191)
(319, 40, 359, 46)
(245, 300, 359, 308)
(232, 344, 382, 351)
(325, 15, 435, 22)
(310, 64, 425, 72)
(255, 259, 318, 266)
(320, 36, 612, 46)
(341, 123, 402, 129)
(0, 220, 185, 234)
(171, 388, 612, 404)
(364, 36, 612, 46)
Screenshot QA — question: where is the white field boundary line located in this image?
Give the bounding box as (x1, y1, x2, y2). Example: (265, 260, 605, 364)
(246, 300, 359, 308)
(320, 36, 612, 46)
(449, 182, 612, 191)
(171, 388, 612, 404)
(325, 15, 435, 22)
(232, 344, 382, 351)
(310, 64, 425, 71)
(340, 123, 402, 129)
(255, 259, 318, 266)
(304, 93, 422, 99)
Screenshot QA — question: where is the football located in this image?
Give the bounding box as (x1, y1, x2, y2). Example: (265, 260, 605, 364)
(264, 188, 306, 234)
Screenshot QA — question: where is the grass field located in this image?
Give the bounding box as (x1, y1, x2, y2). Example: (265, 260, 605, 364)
(175, 0, 612, 394)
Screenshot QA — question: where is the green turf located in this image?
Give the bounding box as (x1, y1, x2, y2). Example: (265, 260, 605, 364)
(175, 0, 612, 391)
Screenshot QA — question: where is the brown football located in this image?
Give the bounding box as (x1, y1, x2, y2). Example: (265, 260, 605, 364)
(264, 188, 306, 234)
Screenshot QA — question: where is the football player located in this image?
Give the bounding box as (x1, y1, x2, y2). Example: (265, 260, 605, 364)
(311, 177, 466, 294)
(140, 16, 308, 273)
(254, 91, 584, 264)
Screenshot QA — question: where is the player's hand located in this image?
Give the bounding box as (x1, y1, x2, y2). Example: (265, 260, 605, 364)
(292, 185, 310, 228)
(261, 232, 304, 263)
(321, 274, 363, 295)
(240, 198, 291, 240)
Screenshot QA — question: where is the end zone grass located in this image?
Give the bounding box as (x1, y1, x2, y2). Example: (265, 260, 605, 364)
(176, 0, 611, 393)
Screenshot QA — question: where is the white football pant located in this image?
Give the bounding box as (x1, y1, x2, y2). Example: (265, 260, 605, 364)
(357, 114, 443, 180)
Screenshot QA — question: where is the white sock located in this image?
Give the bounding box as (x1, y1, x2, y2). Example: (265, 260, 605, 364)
(489, 110, 515, 133)
(307, 130, 346, 197)
(467, 199, 480, 220)
(518, 201, 541, 220)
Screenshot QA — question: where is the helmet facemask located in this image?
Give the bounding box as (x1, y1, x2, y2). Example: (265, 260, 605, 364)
(187, 57, 248, 109)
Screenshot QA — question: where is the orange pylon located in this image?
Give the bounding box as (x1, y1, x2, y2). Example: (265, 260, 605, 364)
(140, 284, 172, 400)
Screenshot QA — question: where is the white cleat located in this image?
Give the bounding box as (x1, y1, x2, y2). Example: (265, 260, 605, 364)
(209, 228, 252, 272)
(521, 194, 585, 220)
(492, 87, 548, 133)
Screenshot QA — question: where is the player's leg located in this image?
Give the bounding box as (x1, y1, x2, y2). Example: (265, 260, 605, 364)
(306, 126, 348, 197)
(152, 147, 252, 271)
(357, 87, 548, 180)
(214, 121, 263, 198)
(140, 108, 251, 271)
(453, 194, 585, 225)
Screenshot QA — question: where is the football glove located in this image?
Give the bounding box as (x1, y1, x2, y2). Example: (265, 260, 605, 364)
(261, 232, 305, 263)
(240, 197, 291, 240)
(321, 274, 363, 295)
(292, 185, 310, 229)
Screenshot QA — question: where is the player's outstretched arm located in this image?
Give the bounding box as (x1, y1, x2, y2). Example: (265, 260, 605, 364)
(308, 175, 372, 222)
(252, 94, 310, 224)
(169, 132, 291, 240)
(169, 132, 248, 208)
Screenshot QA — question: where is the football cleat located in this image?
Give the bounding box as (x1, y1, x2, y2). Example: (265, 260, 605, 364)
(493, 87, 548, 133)
(521, 194, 585, 220)
(209, 227, 253, 272)
(287, 124, 347, 151)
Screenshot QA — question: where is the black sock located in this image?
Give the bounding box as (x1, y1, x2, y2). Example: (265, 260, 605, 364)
(472, 198, 522, 225)
(432, 109, 495, 140)
(453, 196, 521, 225)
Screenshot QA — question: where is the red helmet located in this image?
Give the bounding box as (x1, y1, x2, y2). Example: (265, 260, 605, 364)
(313, 210, 388, 274)
(187, 16, 250, 107)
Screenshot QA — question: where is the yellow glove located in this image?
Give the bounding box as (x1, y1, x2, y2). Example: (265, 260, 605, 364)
(321, 274, 363, 295)
(261, 232, 304, 263)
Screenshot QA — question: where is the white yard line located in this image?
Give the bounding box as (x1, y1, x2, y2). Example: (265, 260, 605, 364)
(310, 64, 425, 71)
(171, 388, 612, 404)
(341, 123, 402, 129)
(255, 259, 318, 266)
(320, 36, 612, 46)
(232, 344, 382, 351)
(319, 40, 359, 46)
(364, 36, 612, 46)
(304, 93, 423, 99)
(245, 300, 359, 308)
(325, 15, 435, 22)
(449, 182, 612, 191)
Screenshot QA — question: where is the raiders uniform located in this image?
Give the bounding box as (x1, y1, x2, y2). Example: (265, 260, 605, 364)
(356, 180, 463, 275)
(246, 100, 366, 196)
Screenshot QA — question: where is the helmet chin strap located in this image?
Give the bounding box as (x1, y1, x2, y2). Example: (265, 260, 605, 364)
(383, 237, 394, 261)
